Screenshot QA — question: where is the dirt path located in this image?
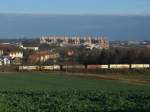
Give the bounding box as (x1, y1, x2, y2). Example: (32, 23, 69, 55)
(63, 72, 150, 86)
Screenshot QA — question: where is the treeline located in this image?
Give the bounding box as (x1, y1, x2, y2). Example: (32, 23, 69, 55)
(77, 47, 150, 64)
(21, 46, 150, 65)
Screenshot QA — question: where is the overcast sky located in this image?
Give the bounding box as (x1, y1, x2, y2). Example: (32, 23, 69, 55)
(0, 0, 150, 15)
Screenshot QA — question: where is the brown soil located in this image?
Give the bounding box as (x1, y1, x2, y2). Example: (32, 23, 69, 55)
(64, 72, 150, 86)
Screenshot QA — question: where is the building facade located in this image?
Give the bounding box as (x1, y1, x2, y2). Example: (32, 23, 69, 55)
(40, 36, 109, 49)
(9, 51, 23, 58)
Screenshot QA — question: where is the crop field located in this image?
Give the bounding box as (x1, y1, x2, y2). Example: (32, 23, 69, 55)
(0, 72, 150, 111)
(0, 72, 150, 91)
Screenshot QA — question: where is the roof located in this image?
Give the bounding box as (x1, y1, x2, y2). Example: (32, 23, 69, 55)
(9, 51, 23, 53)
(32, 51, 50, 57)
(0, 44, 21, 51)
(0, 44, 11, 50)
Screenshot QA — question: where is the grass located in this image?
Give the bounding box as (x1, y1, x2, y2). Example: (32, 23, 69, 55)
(0, 72, 149, 91)
(0, 72, 150, 111)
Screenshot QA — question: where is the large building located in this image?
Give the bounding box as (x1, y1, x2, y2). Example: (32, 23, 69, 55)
(40, 36, 109, 49)
(99, 38, 109, 49)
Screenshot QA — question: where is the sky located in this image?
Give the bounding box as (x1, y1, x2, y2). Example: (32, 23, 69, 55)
(0, 0, 150, 15)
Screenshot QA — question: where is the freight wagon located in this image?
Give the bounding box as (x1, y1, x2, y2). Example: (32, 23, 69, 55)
(19, 66, 40, 71)
(53, 65, 61, 70)
(87, 65, 101, 69)
(131, 64, 149, 69)
(41, 66, 54, 71)
(87, 65, 108, 69)
(62, 65, 85, 69)
(100, 65, 109, 69)
(110, 64, 130, 69)
(41, 65, 61, 71)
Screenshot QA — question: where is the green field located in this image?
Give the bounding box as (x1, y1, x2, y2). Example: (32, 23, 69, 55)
(0, 72, 150, 91)
(0, 72, 150, 112)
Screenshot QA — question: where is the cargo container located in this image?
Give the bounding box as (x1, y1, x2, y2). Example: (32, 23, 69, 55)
(62, 65, 73, 69)
(74, 65, 85, 69)
(99, 65, 109, 69)
(87, 65, 100, 69)
(110, 64, 130, 69)
(131, 64, 149, 69)
(19, 66, 39, 71)
(53, 65, 61, 70)
(41, 66, 54, 70)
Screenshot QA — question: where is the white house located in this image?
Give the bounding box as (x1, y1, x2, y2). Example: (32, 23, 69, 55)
(9, 51, 23, 58)
(3, 57, 11, 65)
(23, 46, 39, 51)
(0, 56, 11, 65)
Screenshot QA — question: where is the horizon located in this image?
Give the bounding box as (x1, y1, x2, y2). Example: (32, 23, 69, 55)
(1, 12, 150, 16)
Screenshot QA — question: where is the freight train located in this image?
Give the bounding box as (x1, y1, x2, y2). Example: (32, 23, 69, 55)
(19, 64, 150, 71)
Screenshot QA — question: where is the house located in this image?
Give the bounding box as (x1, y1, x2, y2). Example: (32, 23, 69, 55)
(28, 51, 60, 64)
(4, 57, 11, 65)
(9, 51, 23, 58)
(67, 51, 74, 56)
(0, 56, 12, 65)
(0, 50, 3, 56)
(23, 46, 39, 51)
(11, 57, 22, 65)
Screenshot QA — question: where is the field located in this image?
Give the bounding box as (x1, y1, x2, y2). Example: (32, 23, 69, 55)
(0, 72, 150, 91)
(0, 72, 150, 111)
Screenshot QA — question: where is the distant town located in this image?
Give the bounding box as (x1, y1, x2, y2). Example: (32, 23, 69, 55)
(0, 36, 150, 71)
(0, 36, 109, 66)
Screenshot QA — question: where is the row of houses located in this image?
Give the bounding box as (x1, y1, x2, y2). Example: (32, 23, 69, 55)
(0, 43, 29, 65)
(0, 51, 59, 66)
(0, 51, 23, 65)
(0, 43, 60, 66)
(0, 50, 23, 58)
